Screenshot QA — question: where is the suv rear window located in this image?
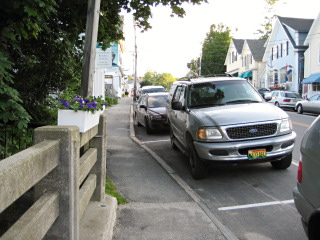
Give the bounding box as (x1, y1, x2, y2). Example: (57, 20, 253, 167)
(188, 80, 262, 108)
(284, 92, 301, 98)
(142, 87, 165, 94)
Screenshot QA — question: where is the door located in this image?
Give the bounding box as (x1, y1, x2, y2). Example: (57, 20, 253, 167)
(169, 85, 188, 146)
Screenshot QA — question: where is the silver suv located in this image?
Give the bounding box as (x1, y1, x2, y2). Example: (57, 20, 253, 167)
(293, 116, 320, 239)
(167, 76, 296, 179)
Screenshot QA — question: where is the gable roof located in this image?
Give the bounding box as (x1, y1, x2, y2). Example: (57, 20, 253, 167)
(246, 39, 267, 61)
(232, 39, 245, 54)
(278, 16, 314, 32)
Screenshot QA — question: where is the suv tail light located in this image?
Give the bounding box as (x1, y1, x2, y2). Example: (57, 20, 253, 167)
(297, 161, 302, 183)
(283, 99, 291, 102)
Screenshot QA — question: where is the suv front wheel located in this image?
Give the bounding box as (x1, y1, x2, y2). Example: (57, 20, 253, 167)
(270, 154, 292, 169)
(189, 143, 208, 179)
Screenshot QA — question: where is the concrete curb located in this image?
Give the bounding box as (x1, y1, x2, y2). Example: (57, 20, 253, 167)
(129, 101, 239, 240)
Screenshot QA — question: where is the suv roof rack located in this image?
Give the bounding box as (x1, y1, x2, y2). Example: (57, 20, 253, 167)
(199, 74, 233, 78)
(177, 77, 191, 81)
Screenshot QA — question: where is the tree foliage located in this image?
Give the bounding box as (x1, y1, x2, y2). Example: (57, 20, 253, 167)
(200, 23, 231, 76)
(255, 0, 279, 39)
(140, 71, 176, 90)
(187, 58, 200, 76)
(1, 0, 207, 128)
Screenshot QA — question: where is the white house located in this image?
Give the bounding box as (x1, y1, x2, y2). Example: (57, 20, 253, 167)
(225, 39, 244, 77)
(238, 39, 266, 88)
(225, 39, 266, 88)
(262, 16, 314, 92)
(302, 12, 320, 98)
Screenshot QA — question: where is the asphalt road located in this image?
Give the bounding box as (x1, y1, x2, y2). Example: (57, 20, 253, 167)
(134, 109, 318, 240)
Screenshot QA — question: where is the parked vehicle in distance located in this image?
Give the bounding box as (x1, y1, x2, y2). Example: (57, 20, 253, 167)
(257, 88, 271, 99)
(295, 94, 320, 115)
(266, 90, 303, 109)
(167, 76, 296, 179)
(293, 115, 320, 240)
(136, 85, 165, 99)
(134, 92, 169, 134)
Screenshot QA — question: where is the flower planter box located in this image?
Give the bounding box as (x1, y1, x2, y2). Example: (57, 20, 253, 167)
(58, 109, 103, 133)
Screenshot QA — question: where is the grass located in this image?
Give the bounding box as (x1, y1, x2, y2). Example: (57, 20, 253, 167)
(105, 175, 128, 205)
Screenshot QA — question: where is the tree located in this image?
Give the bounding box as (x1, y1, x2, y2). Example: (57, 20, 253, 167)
(200, 23, 231, 76)
(255, 0, 279, 39)
(140, 71, 176, 90)
(0, 0, 207, 127)
(187, 58, 200, 76)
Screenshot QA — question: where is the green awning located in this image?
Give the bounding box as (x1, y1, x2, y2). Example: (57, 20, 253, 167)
(243, 71, 252, 78)
(238, 73, 244, 78)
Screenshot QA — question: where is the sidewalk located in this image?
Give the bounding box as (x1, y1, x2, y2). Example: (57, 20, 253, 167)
(106, 97, 238, 240)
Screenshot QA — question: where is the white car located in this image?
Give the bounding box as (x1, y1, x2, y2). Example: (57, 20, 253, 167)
(295, 94, 320, 115)
(266, 90, 303, 109)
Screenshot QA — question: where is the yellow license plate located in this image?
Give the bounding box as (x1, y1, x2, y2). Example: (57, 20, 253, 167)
(248, 149, 266, 160)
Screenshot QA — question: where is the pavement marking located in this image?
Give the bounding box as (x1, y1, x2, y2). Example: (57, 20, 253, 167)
(292, 121, 310, 127)
(218, 199, 294, 211)
(141, 139, 170, 144)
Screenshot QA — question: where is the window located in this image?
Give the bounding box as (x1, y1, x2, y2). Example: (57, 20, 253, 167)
(312, 83, 320, 91)
(286, 41, 289, 56)
(282, 42, 287, 56)
(173, 86, 186, 106)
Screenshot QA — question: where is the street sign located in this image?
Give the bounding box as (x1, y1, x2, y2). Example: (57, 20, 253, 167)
(95, 48, 112, 68)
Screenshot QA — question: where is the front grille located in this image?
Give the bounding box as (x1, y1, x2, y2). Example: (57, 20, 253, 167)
(226, 123, 277, 139)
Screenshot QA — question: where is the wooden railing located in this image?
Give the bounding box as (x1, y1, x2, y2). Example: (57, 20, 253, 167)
(0, 112, 107, 240)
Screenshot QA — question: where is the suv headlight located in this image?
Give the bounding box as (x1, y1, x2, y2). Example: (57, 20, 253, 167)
(279, 118, 292, 133)
(197, 127, 223, 140)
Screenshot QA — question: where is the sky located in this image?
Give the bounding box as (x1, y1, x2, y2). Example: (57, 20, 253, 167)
(122, 0, 320, 78)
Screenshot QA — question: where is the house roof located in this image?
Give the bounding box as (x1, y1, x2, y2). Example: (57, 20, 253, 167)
(246, 39, 267, 61)
(232, 39, 245, 54)
(278, 16, 314, 32)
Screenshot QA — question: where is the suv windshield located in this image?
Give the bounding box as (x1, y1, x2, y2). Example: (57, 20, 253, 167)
(188, 80, 262, 108)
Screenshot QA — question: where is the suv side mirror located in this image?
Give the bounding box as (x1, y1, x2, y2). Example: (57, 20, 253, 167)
(172, 101, 184, 110)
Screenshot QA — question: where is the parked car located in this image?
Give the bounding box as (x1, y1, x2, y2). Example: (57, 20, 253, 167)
(134, 92, 169, 134)
(257, 88, 271, 99)
(167, 76, 296, 179)
(136, 85, 166, 99)
(266, 90, 303, 109)
(293, 115, 320, 240)
(295, 94, 320, 115)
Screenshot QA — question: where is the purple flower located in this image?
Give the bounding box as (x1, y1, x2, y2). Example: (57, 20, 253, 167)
(91, 101, 97, 109)
(63, 100, 71, 107)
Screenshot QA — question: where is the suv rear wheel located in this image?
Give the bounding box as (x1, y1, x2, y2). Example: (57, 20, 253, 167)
(189, 143, 208, 179)
(270, 154, 292, 169)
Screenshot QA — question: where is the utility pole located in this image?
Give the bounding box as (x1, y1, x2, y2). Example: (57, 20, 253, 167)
(133, 21, 138, 101)
(81, 0, 101, 97)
